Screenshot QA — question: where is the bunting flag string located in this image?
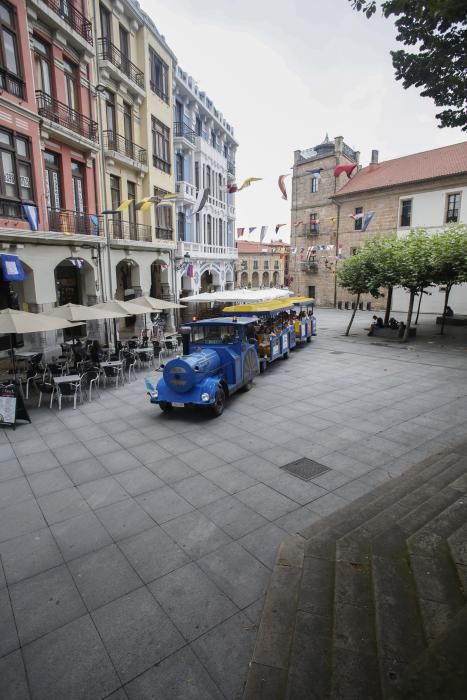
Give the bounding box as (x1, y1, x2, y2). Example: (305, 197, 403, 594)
(278, 174, 289, 200)
(334, 164, 357, 178)
(362, 211, 375, 232)
(237, 177, 263, 192)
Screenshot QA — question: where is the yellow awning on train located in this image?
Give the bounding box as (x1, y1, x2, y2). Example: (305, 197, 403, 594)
(223, 298, 296, 314)
(288, 296, 315, 304)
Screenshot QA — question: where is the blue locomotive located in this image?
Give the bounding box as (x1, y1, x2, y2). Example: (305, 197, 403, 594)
(145, 317, 259, 416)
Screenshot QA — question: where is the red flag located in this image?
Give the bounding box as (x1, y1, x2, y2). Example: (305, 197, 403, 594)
(227, 184, 238, 194)
(236, 227, 245, 238)
(278, 174, 289, 200)
(334, 164, 356, 178)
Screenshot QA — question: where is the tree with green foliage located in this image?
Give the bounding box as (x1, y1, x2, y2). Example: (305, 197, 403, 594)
(337, 250, 382, 335)
(394, 228, 436, 340)
(431, 225, 467, 334)
(349, 0, 467, 130)
(361, 235, 405, 324)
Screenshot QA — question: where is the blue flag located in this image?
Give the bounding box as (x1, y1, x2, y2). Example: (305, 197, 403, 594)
(23, 205, 38, 231)
(362, 211, 375, 232)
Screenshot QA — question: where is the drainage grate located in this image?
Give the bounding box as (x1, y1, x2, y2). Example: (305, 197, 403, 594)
(280, 458, 331, 481)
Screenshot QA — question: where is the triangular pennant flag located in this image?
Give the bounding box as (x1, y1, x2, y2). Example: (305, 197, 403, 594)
(278, 174, 289, 200)
(237, 227, 245, 238)
(334, 164, 357, 178)
(116, 199, 133, 212)
(237, 177, 262, 192)
(362, 211, 375, 232)
(275, 223, 286, 235)
(136, 196, 157, 211)
(260, 226, 268, 242)
(248, 227, 257, 237)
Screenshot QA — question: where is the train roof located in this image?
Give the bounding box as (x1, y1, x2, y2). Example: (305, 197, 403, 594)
(186, 316, 259, 326)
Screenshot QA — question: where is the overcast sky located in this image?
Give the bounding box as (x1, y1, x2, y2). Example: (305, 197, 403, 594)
(141, 0, 465, 242)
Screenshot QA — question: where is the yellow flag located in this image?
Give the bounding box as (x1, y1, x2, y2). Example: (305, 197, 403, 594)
(238, 177, 262, 192)
(117, 199, 133, 212)
(162, 192, 178, 200)
(327, 216, 337, 223)
(135, 196, 155, 211)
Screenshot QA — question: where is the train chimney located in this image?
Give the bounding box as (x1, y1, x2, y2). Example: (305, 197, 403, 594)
(180, 326, 191, 356)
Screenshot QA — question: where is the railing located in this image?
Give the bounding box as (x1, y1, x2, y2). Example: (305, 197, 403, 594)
(179, 241, 237, 257)
(173, 122, 195, 144)
(0, 67, 25, 99)
(227, 160, 235, 176)
(0, 198, 24, 219)
(175, 181, 196, 199)
(98, 38, 144, 88)
(48, 208, 101, 235)
(36, 91, 98, 142)
(208, 195, 226, 210)
(307, 224, 319, 235)
(103, 131, 147, 164)
(43, 0, 93, 44)
(155, 228, 173, 241)
(108, 218, 152, 242)
(302, 260, 318, 272)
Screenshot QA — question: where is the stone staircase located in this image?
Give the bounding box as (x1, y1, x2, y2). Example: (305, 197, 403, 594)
(243, 444, 467, 699)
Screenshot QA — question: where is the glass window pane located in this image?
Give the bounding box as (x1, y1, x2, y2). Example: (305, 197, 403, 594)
(0, 4, 12, 25)
(15, 137, 27, 157)
(2, 29, 18, 74)
(0, 129, 11, 146)
(1, 151, 16, 196)
(19, 162, 32, 199)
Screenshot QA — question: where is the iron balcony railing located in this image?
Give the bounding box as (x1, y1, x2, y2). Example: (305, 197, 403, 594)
(36, 91, 98, 142)
(103, 131, 147, 164)
(307, 224, 319, 235)
(227, 160, 235, 176)
(155, 227, 173, 241)
(44, 0, 93, 44)
(0, 198, 24, 219)
(108, 218, 152, 242)
(0, 67, 25, 99)
(98, 38, 144, 88)
(48, 208, 102, 235)
(173, 122, 195, 144)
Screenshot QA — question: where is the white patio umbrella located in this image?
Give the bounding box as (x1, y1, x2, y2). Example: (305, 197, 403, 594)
(128, 295, 186, 310)
(43, 303, 125, 322)
(0, 308, 82, 380)
(93, 299, 149, 316)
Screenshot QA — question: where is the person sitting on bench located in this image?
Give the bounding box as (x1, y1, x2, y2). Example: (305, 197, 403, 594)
(368, 315, 384, 335)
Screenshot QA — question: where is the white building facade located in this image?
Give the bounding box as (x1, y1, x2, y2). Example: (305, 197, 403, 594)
(393, 184, 467, 314)
(172, 66, 238, 299)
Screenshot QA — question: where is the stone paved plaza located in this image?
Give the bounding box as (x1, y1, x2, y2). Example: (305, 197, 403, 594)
(1, 310, 466, 699)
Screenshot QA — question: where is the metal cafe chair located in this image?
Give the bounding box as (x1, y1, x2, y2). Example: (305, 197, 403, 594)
(102, 364, 123, 389)
(35, 379, 55, 408)
(56, 379, 81, 410)
(80, 369, 100, 402)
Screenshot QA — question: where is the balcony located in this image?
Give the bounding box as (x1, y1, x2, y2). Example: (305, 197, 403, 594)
(108, 219, 152, 243)
(175, 181, 196, 203)
(103, 131, 147, 171)
(302, 260, 319, 272)
(0, 67, 25, 100)
(208, 195, 226, 211)
(307, 225, 319, 235)
(155, 228, 173, 241)
(36, 91, 98, 150)
(174, 122, 195, 149)
(97, 38, 144, 97)
(48, 208, 102, 236)
(27, 0, 93, 56)
(178, 240, 238, 261)
(0, 198, 25, 219)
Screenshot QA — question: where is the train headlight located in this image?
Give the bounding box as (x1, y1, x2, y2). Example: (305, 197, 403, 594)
(149, 389, 158, 399)
(201, 392, 210, 402)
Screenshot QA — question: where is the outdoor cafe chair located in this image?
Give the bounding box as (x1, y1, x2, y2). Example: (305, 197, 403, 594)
(137, 351, 152, 369)
(80, 369, 100, 402)
(35, 379, 55, 408)
(56, 379, 81, 410)
(102, 364, 123, 389)
(47, 363, 63, 379)
(122, 352, 137, 382)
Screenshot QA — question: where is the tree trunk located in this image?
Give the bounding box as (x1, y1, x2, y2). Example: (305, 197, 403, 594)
(403, 290, 415, 342)
(384, 287, 393, 326)
(345, 293, 360, 336)
(440, 285, 451, 336)
(415, 288, 424, 325)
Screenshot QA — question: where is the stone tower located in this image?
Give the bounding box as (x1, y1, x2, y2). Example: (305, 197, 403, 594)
(290, 135, 359, 306)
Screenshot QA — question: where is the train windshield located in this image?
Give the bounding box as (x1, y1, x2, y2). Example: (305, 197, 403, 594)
(191, 325, 240, 345)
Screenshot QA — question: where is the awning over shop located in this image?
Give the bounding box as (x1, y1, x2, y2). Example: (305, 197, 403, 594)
(0, 254, 25, 282)
(182, 288, 293, 304)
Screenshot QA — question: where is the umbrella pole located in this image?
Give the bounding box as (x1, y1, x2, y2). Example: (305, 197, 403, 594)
(9, 334, 17, 383)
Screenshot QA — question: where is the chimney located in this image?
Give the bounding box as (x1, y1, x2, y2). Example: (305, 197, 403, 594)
(371, 149, 379, 164)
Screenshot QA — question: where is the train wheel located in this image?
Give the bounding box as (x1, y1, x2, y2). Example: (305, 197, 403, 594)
(159, 401, 173, 413)
(211, 388, 226, 417)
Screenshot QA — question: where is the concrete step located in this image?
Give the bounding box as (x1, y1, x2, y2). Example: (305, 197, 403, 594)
(242, 443, 467, 700)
